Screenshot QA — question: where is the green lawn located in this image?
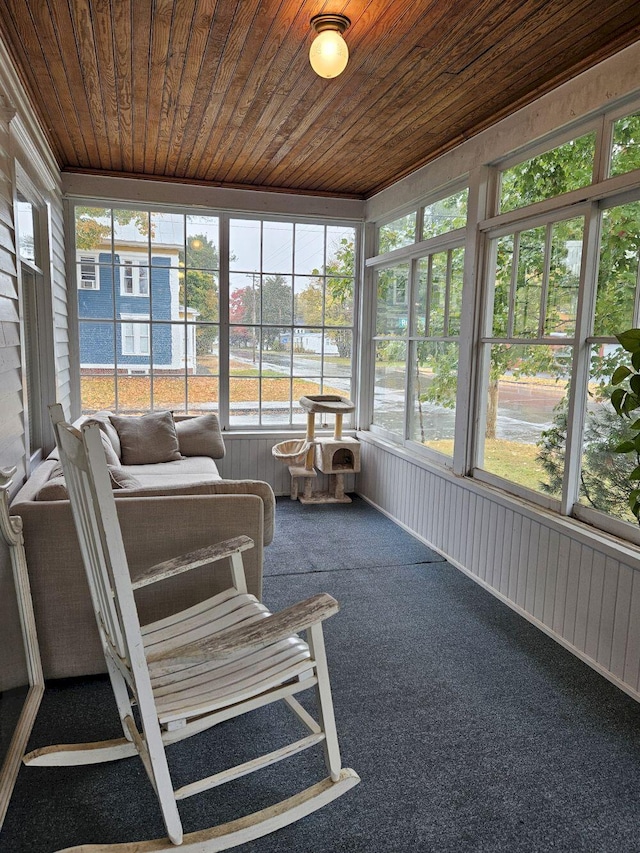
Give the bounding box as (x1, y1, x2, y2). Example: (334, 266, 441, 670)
(427, 438, 549, 493)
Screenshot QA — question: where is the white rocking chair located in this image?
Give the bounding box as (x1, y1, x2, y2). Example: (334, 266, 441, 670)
(24, 405, 359, 851)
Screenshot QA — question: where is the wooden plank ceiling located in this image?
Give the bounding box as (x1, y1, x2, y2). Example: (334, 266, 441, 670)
(1, 0, 639, 199)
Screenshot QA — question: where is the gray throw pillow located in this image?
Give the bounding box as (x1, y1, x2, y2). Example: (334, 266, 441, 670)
(110, 411, 182, 465)
(84, 411, 122, 459)
(98, 430, 121, 467)
(175, 414, 225, 459)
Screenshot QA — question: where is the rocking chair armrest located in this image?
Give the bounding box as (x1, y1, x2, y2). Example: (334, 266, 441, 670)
(131, 535, 254, 590)
(147, 593, 339, 669)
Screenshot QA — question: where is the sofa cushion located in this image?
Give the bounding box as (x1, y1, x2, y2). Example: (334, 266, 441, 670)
(175, 414, 225, 459)
(110, 411, 182, 465)
(119, 456, 221, 488)
(114, 478, 275, 546)
(35, 476, 69, 501)
(35, 466, 143, 500)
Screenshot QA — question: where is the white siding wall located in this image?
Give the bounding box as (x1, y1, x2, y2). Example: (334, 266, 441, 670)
(0, 103, 21, 482)
(0, 43, 66, 692)
(357, 434, 640, 701)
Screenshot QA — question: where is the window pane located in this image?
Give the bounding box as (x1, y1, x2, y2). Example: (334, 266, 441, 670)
(294, 276, 321, 325)
(80, 372, 115, 415)
(480, 343, 572, 494)
(578, 344, 637, 522)
(326, 226, 355, 276)
(593, 201, 640, 336)
(153, 373, 187, 412)
(150, 211, 181, 266)
(263, 221, 293, 274)
(186, 215, 219, 266)
(261, 275, 292, 324)
(78, 266, 113, 318)
(188, 374, 218, 414)
(75, 207, 112, 252)
(230, 272, 260, 324)
(262, 327, 291, 383)
(422, 189, 468, 240)
(114, 375, 151, 414)
(79, 320, 114, 369)
(194, 327, 218, 374)
(292, 330, 322, 375)
(513, 227, 545, 338)
(115, 209, 150, 261)
(610, 113, 640, 178)
(429, 252, 447, 337)
(324, 331, 352, 373)
(230, 326, 260, 371)
(373, 340, 406, 435)
(16, 192, 36, 262)
(490, 235, 514, 338)
(378, 212, 416, 253)
(294, 223, 324, 274)
(325, 276, 353, 327)
(500, 132, 596, 213)
(230, 219, 260, 272)
(409, 341, 458, 455)
(261, 377, 292, 425)
(184, 270, 218, 322)
(230, 377, 260, 425)
(448, 247, 465, 336)
(545, 217, 583, 337)
(376, 264, 409, 335)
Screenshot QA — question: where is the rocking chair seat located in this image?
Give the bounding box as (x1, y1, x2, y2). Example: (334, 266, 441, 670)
(142, 588, 313, 723)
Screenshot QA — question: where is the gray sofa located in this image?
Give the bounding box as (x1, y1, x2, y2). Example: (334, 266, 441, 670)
(11, 411, 275, 680)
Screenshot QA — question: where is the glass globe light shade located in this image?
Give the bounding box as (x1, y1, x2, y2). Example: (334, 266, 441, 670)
(309, 29, 349, 78)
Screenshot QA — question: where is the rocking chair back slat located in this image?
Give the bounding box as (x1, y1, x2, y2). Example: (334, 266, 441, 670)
(55, 425, 127, 662)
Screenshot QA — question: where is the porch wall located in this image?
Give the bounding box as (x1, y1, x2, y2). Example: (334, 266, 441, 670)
(356, 434, 640, 703)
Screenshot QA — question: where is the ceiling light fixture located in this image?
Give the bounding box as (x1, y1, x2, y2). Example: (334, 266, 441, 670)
(309, 13, 351, 79)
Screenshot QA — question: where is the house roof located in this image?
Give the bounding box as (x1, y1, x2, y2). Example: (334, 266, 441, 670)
(1, 0, 640, 199)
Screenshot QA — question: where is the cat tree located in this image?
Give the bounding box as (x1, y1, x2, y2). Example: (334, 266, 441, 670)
(272, 395, 360, 504)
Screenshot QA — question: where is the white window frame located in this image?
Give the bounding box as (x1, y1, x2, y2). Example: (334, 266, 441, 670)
(73, 205, 360, 427)
(471, 104, 640, 541)
(368, 203, 468, 466)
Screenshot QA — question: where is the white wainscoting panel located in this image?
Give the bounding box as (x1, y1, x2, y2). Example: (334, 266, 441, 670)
(356, 433, 640, 702)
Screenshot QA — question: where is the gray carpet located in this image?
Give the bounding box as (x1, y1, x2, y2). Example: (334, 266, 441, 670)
(3, 496, 640, 851)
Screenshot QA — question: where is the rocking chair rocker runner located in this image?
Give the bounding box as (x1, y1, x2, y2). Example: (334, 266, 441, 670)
(24, 405, 359, 851)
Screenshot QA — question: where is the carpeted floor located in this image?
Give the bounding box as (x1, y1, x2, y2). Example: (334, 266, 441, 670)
(3, 495, 640, 852)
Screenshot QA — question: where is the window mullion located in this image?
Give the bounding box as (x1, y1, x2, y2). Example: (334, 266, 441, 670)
(507, 232, 519, 338)
(444, 250, 452, 335)
(401, 260, 415, 441)
(456, 164, 493, 476)
(538, 224, 552, 338)
(218, 213, 230, 429)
